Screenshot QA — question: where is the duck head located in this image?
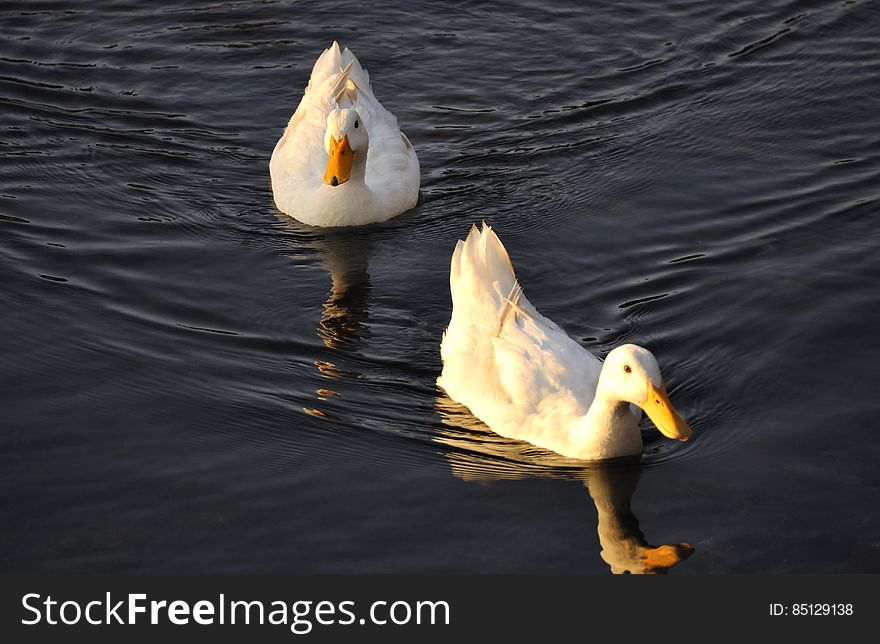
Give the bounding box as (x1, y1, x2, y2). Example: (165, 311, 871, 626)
(323, 108, 368, 187)
(598, 344, 692, 441)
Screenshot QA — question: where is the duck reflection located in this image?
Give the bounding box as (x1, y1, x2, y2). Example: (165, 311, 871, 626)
(275, 214, 376, 415)
(272, 211, 375, 353)
(312, 230, 374, 351)
(588, 465, 693, 574)
(436, 394, 693, 574)
(303, 229, 376, 421)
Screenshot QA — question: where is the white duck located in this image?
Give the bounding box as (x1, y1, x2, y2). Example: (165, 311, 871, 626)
(438, 223, 693, 461)
(269, 42, 420, 227)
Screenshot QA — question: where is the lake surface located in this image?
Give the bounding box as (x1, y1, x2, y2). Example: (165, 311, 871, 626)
(2, 0, 879, 573)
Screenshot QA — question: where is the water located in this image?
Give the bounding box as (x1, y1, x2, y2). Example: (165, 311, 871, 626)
(2, 0, 879, 573)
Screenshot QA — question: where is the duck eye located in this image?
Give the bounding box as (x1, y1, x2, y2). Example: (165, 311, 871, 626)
(623, 365, 632, 374)
(354, 120, 359, 128)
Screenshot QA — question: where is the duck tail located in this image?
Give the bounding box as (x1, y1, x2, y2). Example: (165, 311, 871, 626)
(306, 41, 344, 90)
(308, 43, 373, 107)
(339, 45, 371, 90)
(330, 60, 356, 104)
(448, 222, 520, 338)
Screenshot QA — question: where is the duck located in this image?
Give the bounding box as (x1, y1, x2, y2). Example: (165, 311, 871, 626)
(269, 42, 420, 227)
(437, 223, 693, 461)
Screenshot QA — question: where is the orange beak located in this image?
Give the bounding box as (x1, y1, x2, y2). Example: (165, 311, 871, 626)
(641, 381, 693, 441)
(324, 135, 353, 186)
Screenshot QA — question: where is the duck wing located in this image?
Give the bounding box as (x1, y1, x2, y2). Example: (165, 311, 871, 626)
(438, 224, 602, 448)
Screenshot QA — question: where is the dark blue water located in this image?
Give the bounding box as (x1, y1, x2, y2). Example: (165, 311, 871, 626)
(2, 0, 879, 573)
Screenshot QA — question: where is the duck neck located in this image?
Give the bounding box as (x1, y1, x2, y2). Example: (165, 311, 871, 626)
(573, 390, 642, 460)
(585, 392, 637, 435)
(351, 146, 369, 186)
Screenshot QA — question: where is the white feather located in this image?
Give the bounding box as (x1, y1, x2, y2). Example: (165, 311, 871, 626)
(269, 42, 420, 227)
(438, 224, 691, 460)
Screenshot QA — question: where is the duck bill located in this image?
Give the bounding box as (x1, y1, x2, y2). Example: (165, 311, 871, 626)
(324, 135, 353, 186)
(642, 381, 692, 441)
(640, 543, 695, 573)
